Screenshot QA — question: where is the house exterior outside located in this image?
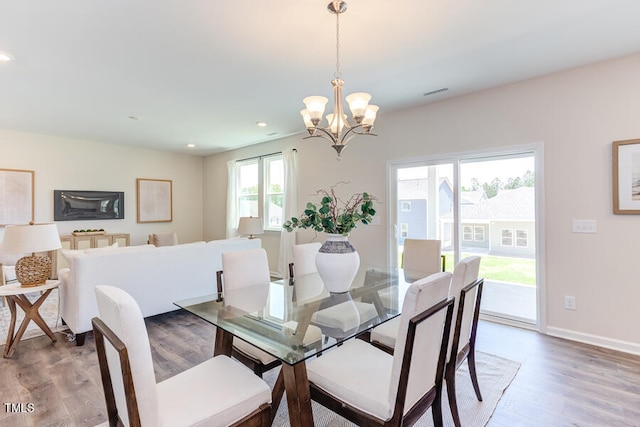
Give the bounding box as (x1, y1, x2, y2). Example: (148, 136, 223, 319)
(397, 178, 453, 245)
(458, 187, 535, 258)
(399, 178, 535, 258)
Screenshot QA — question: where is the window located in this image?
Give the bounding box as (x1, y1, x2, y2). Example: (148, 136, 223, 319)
(474, 226, 485, 242)
(400, 201, 412, 212)
(236, 160, 259, 217)
(516, 229, 528, 247)
(264, 156, 284, 229)
(463, 225, 473, 241)
(235, 154, 284, 231)
(400, 223, 409, 238)
(501, 229, 513, 246)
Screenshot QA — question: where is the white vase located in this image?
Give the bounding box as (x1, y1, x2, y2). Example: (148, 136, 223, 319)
(315, 233, 360, 293)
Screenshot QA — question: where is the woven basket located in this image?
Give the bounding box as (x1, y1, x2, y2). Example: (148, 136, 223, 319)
(15, 255, 52, 287)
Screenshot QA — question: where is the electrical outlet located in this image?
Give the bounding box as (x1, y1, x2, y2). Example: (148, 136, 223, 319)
(564, 296, 576, 310)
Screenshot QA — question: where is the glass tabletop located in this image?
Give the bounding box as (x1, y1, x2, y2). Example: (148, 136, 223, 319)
(175, 265, 418, 365)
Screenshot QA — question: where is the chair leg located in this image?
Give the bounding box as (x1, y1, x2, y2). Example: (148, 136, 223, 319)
(467, 349, 483, 401)
(432, 386, 445, 427)
(445, 362, 462, 427)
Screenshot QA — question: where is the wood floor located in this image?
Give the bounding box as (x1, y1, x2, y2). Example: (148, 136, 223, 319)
(1, 311, 639, 427)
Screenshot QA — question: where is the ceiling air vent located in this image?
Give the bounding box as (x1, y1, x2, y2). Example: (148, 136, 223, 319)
(423, 88, 449, 97)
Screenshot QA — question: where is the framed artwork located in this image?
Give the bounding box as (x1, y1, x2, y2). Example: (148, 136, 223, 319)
(613, 139, 640, 214)
(137, 178, 173, 223)
(0, 168, 34, 225)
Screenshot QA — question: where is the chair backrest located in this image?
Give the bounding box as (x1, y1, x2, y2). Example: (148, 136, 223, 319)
(93, 285, 159, 427)
(389, 271, 453, 414)
(148, 232, 178, 247)
(447, 256, 481, 361)
(221, 248, 270, 290)
(291, 242, 322, 277)
(402, 239, 442, 278)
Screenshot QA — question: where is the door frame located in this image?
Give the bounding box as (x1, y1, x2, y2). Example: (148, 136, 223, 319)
(386, 143, 546, 332)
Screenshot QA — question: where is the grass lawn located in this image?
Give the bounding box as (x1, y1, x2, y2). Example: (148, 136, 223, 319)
(443, 252, 536, 286)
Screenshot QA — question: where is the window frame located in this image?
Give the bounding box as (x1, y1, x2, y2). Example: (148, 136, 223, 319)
(263, 154, 284, 231)
(463, 225, 473, 241)
(474, 225, 485, 242)
(516, 229, 528, 248)
(234, 153, 284, 233)
(400, 223, 409, 238)
(501, 228, 514, 246)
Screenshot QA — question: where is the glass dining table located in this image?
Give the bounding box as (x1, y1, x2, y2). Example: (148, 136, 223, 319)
(174, 265, 417, 427)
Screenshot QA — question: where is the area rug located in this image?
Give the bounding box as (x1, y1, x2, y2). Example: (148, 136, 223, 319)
(267, 351, 520, 427)
(0, 288, 65, 345)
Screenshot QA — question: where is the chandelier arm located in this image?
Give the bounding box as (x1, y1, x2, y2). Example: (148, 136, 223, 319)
(303, 127, 338, 143)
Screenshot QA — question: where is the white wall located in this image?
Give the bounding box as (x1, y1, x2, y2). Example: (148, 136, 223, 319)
(203, 52, 640, 354)
(0, 129, 204, 245)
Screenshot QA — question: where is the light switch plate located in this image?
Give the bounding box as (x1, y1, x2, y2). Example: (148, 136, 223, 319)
(572, 219, 597, 233)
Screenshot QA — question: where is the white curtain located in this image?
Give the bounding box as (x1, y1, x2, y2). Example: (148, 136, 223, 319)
(226, 160, 238, 238)
(278, 148, 298, 278)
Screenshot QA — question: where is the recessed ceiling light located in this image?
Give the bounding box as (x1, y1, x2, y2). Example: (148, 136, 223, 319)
(0, 52, 14, 62)
(256, 121, 267, 127)
(186, 143, 196, 148)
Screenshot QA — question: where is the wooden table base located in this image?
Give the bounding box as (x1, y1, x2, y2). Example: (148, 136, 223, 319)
(214, 327, 316, 427)
(3, 288, 57, 358)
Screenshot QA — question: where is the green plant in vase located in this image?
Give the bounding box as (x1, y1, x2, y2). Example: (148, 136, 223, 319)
(283, 187, 376, 236)
(283, 185, 377, 293)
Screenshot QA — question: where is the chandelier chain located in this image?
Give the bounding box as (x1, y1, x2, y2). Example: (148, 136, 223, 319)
(335, 10, 341, 79)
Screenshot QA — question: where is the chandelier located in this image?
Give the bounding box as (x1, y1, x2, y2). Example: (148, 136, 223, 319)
(300, 1, 379, 158)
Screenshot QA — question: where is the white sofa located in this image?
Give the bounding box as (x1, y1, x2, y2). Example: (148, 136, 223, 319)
(58, 238, 261, 345)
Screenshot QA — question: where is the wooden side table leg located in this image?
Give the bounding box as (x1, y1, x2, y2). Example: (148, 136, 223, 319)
(16, 289, 57, 342)
(3, 296, 18, 358)
(3, 289, 57, 358)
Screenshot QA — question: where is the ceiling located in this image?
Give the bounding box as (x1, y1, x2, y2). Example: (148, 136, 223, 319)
(2, 1, 640, 156)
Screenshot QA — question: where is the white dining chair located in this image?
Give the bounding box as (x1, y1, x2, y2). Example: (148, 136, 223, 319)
(402, 238, 444, 279)
(219, 247, 321, 377)
(289, 242, 322, 278)
(444, 256, 483, 427)
(306, 271, 454, 427)
(92, 285, 271, 427)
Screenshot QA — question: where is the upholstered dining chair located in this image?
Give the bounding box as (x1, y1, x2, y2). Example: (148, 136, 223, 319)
(444, 256, 483, 427)
(288, 241, 322, 279)
(402, 238, 444, 279)
(218, 247, 321, 377)
(306, 271, 454, 427)
(92, 285, 271, 427)
(217, 248, 280, 377)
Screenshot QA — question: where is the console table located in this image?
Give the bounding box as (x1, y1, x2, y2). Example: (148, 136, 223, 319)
(50, 233, 130, 278)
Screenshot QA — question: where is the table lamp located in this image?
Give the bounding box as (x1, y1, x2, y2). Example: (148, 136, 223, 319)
(0, 222, 62, 287)
(237, 217, 263, 239)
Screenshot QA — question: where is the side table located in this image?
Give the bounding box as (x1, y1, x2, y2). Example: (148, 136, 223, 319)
(0, 279, 60, 358)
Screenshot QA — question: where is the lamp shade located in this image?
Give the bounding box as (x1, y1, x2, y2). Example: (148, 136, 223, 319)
(237, 217, 263, 239)
(1, 223, 62, 254)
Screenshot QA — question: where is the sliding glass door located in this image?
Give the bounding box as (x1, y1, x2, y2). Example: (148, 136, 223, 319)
(389, 148, 540, 327)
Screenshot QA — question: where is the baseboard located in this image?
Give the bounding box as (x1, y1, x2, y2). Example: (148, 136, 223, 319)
(546, 326, 640, 356)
